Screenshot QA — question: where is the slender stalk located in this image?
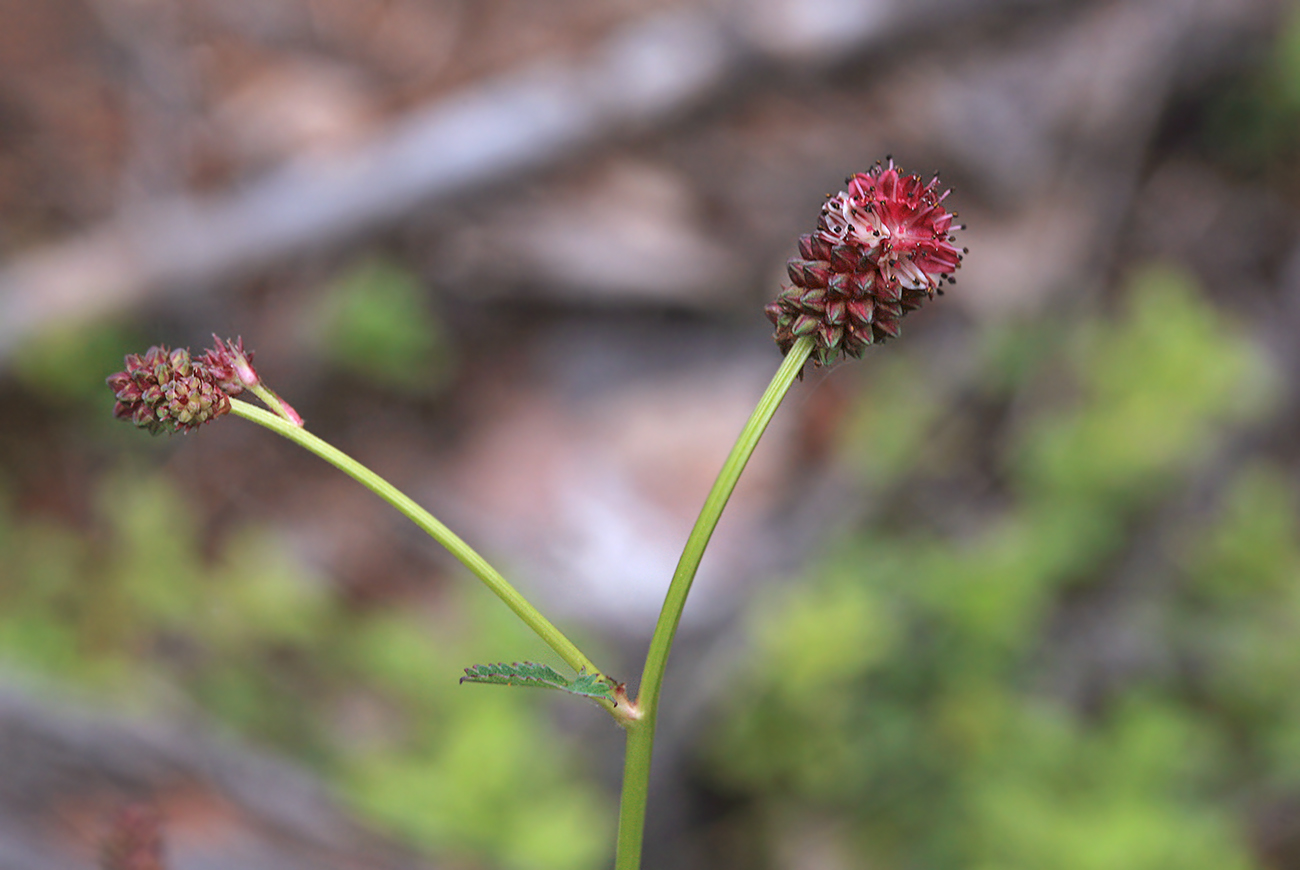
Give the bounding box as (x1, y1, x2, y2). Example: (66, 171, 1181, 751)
(246, 380, 302, 426)
(227, 399, 609, 692)
(614, 336, 814, 870)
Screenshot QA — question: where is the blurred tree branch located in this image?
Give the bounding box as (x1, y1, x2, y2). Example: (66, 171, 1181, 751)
(0, 687, 441, 870)
(0, 0, 1279, 362)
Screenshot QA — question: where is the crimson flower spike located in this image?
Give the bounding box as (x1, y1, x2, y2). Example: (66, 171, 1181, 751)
(199, 335, 259, 395)
(106, 336, 302, 433)
(766, 157, 966, 369)
(106, 345, 232, 434)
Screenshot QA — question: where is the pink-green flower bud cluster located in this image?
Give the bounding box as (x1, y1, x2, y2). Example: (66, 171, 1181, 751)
(767, 159, 965, 368)
(107, 337, 259, 435)
(199, 335, 258, 395)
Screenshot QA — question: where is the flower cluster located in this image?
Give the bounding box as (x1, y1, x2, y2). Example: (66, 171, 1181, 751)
(199, 335, 259, 396)
(766, 158, 965, 368)
(106, 337, 258, 435)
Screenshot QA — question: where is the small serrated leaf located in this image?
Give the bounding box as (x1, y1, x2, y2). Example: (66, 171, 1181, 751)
(460, 661, 616, 702)
(460, 661, 568, 689)
(567, 671, 617, 699)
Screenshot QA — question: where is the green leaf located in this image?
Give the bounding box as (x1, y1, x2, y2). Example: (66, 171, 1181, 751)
(460, 662, 616, 702)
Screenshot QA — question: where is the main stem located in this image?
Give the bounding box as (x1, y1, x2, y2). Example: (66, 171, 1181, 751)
(615, 336, 814, 869)
(227, 399, 608, 690)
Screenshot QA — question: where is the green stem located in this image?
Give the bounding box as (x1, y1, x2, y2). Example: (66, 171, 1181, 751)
(246, 380, 300, 425)
(614, 336, 814, 870)
(227, 399, 608, 691)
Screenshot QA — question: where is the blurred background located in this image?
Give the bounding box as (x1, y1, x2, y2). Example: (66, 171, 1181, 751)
(0, 0, 1297, 867)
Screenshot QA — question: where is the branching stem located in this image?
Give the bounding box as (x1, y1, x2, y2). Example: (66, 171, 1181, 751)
(227, 399, 611, 704)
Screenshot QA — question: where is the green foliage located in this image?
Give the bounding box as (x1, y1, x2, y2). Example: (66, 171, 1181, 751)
(1179, 466, 1300, 785)
(12, 321, 143, 406)
(707, 267, 1281, 868)
(1016, 265, 1266, 505)
(841, 352, 949, 488)
(0, 466, 610, 869)
(963, 699, 1247, 870)
(341, 593, 613, 870)
(1198, 3, 1300, 175)
(461, 661, 617, 703)
(314, 257, 452, 394)
(346, 690, 610, 870)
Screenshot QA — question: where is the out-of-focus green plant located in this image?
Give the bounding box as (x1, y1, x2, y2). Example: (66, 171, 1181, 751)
(706, 265, 1284, 869)
(1199, 2, 1300, 177)
(11, 321, 142, 405)
(0, 468, 612, 870)
(313, 257, 453, 394)
(342, 600, 615, 870)
(1181, 466, 1300, 787)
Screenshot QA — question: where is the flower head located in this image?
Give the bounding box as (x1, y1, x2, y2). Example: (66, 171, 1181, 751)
(199, 335, 259, 395)
(107, 342, 234, 435)
(766, 158, 965, 368)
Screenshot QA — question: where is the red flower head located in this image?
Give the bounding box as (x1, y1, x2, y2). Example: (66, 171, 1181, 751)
(107, 343, 236, 435)
(108, 336, 302, 433)
(766, 158, 965, 368)
(199, 335, 259, 395)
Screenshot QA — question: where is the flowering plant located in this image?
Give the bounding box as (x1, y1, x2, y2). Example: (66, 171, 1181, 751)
(768, 159, 964, 367)
(105, 160, 962, 869)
